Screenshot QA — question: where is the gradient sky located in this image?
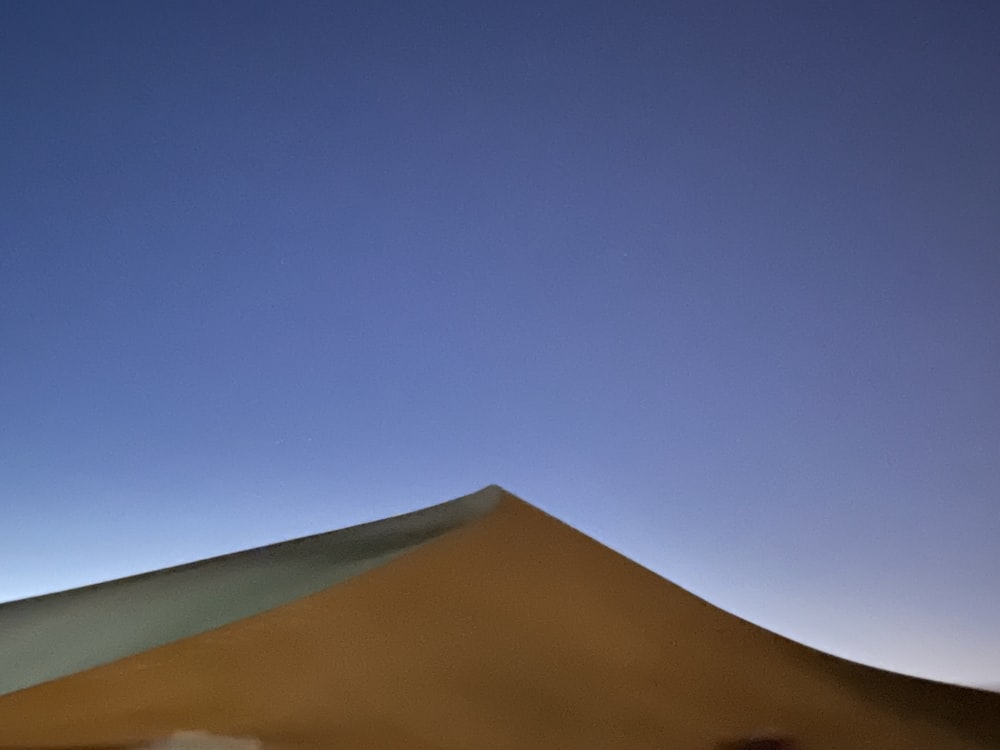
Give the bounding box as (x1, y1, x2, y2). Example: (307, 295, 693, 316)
(2, 1, 998, 687)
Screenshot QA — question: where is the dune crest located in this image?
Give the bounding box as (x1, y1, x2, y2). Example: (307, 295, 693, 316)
(0, 486, 501, 696)
(1, 485, 998, 750)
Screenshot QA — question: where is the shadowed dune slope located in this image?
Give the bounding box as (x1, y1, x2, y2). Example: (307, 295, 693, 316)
(1, 486, 998, 750)
(0, 487, 500, 696)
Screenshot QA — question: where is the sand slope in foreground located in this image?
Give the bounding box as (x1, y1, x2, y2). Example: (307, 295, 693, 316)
(1, 487, 998, 750)
(0, 488, 499, 697)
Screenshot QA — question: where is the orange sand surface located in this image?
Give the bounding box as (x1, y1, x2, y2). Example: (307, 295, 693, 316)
(2, 488, 998, 749)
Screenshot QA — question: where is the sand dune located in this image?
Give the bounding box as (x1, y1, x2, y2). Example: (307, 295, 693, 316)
(1, 485, 998, 749)
(0, 488, 498, 696)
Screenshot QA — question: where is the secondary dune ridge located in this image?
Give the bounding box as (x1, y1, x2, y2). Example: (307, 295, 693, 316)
(1, 485, 998, 750)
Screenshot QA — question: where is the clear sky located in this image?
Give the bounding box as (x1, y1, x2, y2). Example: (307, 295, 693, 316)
(2, 1, 997, 687)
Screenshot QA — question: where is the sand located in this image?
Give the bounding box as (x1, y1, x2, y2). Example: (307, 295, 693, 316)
(1, 486, 998, 749)
(0, 488, 498, 696)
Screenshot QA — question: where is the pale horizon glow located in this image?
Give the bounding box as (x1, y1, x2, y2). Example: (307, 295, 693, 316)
(1, 1, 998, 687)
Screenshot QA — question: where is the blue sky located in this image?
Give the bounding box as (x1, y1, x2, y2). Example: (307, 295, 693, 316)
(2, 1, 998, 686)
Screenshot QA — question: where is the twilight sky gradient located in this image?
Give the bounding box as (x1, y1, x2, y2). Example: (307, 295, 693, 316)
(2, 1, 998, 686)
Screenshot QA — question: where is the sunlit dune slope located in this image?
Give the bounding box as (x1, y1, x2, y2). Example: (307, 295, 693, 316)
(1, 486, 998, 750)
(0, 488, 499, 696)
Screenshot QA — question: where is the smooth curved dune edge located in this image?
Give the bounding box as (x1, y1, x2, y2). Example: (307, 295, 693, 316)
(0, 485, 503, 696)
